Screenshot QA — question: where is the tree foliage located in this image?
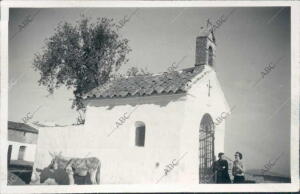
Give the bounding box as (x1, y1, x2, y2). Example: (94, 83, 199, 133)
(126, 66, 152, 76)
(126, 67, 139, 76)
(33, 16, 131, 110)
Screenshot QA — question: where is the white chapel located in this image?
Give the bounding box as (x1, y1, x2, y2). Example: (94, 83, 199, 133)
(33, 30, 230, 184)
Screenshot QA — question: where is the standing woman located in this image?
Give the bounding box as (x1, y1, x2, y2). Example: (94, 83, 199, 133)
(232, 152, 245, 183)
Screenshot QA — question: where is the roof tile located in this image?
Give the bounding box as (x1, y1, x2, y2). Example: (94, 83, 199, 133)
(84, 66, 205, 99)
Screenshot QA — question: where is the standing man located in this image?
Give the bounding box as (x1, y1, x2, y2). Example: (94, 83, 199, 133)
(213, 152, 231, 183)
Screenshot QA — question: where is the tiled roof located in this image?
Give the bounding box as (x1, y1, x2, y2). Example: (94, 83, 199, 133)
(8, 121, 39, 134)
(84, 65, 205, 99)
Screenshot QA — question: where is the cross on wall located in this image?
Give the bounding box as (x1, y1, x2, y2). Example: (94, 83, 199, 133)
(207, 80, 212, 97)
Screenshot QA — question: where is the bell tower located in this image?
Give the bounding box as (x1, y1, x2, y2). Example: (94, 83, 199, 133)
(195, 29, 216, 68)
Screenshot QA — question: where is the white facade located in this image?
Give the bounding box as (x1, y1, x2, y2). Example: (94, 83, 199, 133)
(8, 141, 37, 162)
(32, 65, 229, 184)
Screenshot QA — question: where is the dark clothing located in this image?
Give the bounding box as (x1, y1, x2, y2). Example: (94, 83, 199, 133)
(212, 159, 231, 183)
(233, 175, 245, 183)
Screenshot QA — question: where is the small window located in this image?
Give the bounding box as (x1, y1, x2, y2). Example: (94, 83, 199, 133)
(135, 121, 145, 147)
(18, 146, 26, 160)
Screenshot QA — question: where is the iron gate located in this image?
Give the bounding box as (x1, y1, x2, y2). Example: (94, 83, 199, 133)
(199, 113, 215, 183)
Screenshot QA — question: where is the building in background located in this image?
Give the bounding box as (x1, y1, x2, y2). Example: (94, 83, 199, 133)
(8, 121, 39, 184)
(8, 121, 39, 164)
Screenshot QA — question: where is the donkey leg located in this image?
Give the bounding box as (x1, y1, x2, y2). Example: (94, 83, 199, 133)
(65, 166, 75, 185)
(89, 170, 97, 184)
(96, 165, 100, 184)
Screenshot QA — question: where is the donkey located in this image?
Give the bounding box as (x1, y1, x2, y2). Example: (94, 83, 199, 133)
(49, 152, 101, 184)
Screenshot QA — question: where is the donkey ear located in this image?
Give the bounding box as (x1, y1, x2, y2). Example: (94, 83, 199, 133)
(49, 151, 54, 158)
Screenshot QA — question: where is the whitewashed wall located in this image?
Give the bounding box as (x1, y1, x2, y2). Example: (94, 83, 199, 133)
(84, 94, 186, 184)
(8, 141, 37, 162)
(178, 66, 228, 183)
(32, 125, 86, 170)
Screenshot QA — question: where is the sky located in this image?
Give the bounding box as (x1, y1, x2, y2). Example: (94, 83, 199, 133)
(8, 7, 291, 177)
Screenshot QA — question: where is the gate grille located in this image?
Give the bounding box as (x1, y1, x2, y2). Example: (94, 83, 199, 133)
(199, 114, 215, 183)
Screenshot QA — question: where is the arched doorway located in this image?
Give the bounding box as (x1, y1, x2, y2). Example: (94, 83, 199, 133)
(199, 113, 215, 183)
